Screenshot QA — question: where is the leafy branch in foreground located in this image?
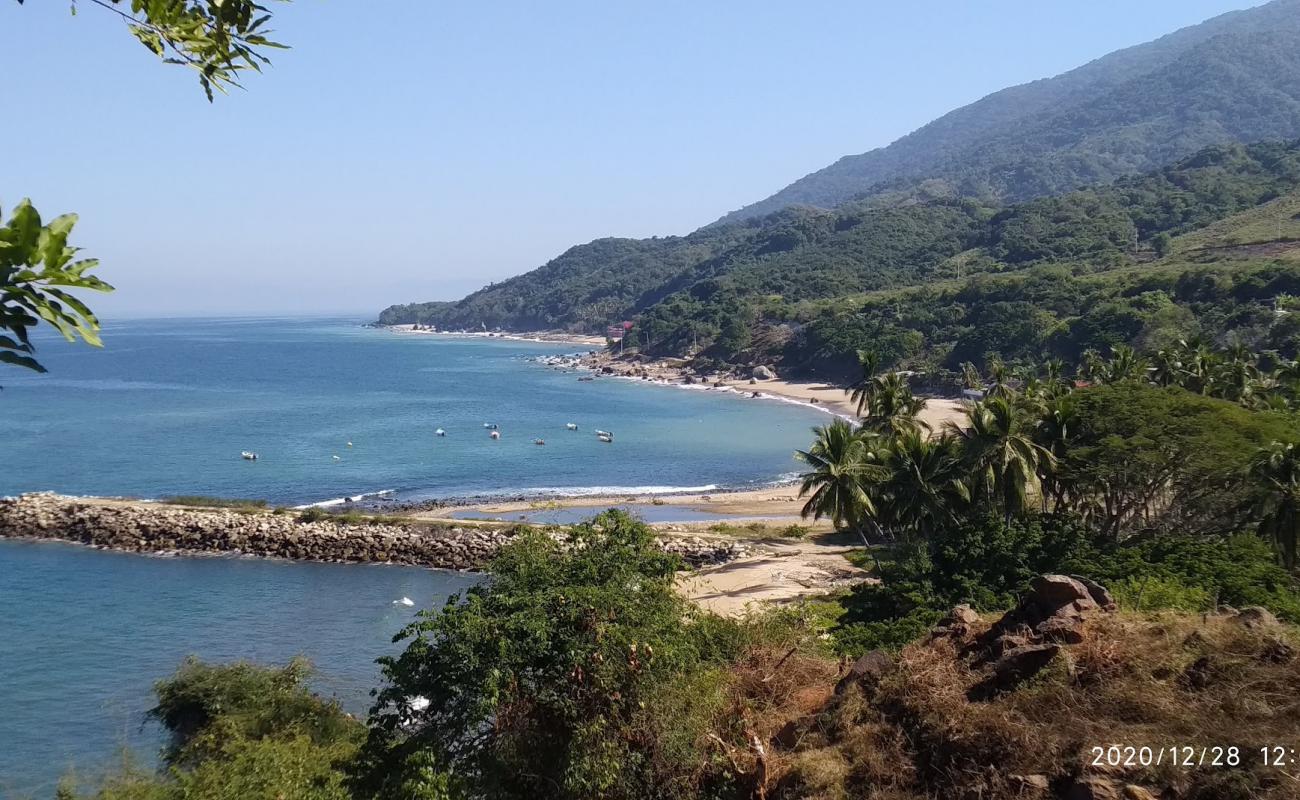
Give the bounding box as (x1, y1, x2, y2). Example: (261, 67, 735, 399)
(0, 200, 112, 375)
(4, 1, 288, 381)
(66, 0, 290, 101)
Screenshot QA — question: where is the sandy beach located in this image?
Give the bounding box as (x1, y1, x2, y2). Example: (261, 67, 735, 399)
(385, 324, 607, 348)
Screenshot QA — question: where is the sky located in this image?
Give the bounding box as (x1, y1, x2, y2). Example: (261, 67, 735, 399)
(0, 0, 1268, 317)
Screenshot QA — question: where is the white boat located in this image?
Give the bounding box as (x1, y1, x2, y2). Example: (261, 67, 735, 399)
(534, 438, 546, 446)
(595, 430, 613, 439)
(482, 422, 498, 429)
(597, 433, 613, 443)
(565, 423, 578, 430)
(435, 428, 446, 437)
(489, 430, 500, 440)
(240, 451, 259, 461)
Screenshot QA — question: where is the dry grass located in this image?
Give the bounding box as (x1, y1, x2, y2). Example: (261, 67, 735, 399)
(717, 612, 1300, 799)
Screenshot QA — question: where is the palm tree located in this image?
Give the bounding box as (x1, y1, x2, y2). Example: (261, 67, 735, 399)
(795, 420, 885, 540)
(1040, 357, 1070, 398)
(847, 349, 881, 417)
(947, 397, 1055, 522)
(1217, 357, 1261, 404)
(1180, 339, 1220, 395)
(1150, 348, 1183, 387)
(985, 356, 1013, 399)
(1249, 441, 1300, 571)
(959, 361, 983, 393)
(879, 430, 970, 539)
(861, 372, 929, 436)
(1078, 348, 1104, 383)
(1034, 394, 1079, 512)
(1100, 344, 1147, 384)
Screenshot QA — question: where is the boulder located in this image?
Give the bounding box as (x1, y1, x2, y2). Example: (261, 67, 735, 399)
(1234, 606, 1279, 629)
(1028, 575, 1098, 617)
(834, 649, 894, 696)
(1036, 615, 1086, 644)
(1070, 574, 1118, 611)
(994, 643, 1060, 681)
(751, 365, 776, 380)
(944, 604, 980, 626)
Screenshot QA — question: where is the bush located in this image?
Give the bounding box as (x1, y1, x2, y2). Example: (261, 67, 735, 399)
(296, 506, 329, 523)
(66, 659, 364, 800)
(354, 510, 750, 800)
(832, 514, 1300, 655)
(162, 496, 267, 510)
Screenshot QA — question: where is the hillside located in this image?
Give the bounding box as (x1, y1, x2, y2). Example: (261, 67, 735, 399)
(380, 141, 1300, 381)
(629, 141, 1300, 374)
(719, 0, 1300, 223)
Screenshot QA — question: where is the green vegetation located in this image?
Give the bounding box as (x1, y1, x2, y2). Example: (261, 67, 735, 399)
(4, 2, 285, 380)
(162, 496, 269, 510)
(354, 510, 751, 799)
(789, 342, 1300, 658)
(60, 658, 364, 800)
(384, 139, 1300, 384)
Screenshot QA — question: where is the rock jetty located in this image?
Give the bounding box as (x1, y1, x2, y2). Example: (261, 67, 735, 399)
(0, 493, 749, 571)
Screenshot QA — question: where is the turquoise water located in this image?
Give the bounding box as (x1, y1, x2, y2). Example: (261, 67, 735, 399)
(2, 317, 827, 505)
(0, 539, 478, 798)
(0, 317, 829, 795)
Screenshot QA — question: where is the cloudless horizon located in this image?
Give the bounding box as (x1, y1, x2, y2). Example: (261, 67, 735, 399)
(1, 0, 1266, 317)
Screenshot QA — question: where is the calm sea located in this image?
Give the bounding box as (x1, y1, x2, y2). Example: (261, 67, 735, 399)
(0, 317, 828, 795)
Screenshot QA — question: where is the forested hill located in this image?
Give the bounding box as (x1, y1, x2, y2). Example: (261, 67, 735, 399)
(718, 0, 1300, 223)
(383, 140, 1300, 383)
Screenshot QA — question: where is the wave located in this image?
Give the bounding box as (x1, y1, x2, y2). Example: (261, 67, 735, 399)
(295, 489, 397, 509)
(509, 484, 719, 497)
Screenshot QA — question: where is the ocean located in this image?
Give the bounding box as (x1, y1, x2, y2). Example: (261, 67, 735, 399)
(0, 316, 829, 795)
(1, 317, 827, 506)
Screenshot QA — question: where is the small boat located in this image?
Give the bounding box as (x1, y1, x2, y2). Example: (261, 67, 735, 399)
(346, 441, 353, 447)
(534, 438, 546, 446)
(578, 376, 594, 382)
(482, 422, 498, 430)
(393, 596, 415, 607)
(597, 433, 613, 443)
(489, 430, 501, 440)
(565, 423, 578, 430)
(240, 451, 259, 461)
(332, 455, 341, 461)
(435, 428, 446, 437)
(594, 430, 613, 439)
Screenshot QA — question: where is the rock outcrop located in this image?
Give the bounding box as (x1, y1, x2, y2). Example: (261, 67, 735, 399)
(0, 493, 748, 571)
(965, 574, 1118, 698)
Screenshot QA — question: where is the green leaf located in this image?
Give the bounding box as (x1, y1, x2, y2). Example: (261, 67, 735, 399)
(0, 350, 46, 373)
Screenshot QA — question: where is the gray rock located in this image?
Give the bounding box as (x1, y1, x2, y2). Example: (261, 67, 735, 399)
(834, 649, 894, 695)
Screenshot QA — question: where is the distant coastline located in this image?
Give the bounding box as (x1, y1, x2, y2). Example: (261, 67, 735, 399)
(378, 323, 966, 426)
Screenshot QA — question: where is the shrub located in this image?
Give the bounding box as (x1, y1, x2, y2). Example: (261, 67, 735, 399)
(354, 510, 749, 800)
(162, 496, 267, 510)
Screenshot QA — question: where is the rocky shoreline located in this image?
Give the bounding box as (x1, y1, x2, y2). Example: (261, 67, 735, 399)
(0, 494, 750, 571)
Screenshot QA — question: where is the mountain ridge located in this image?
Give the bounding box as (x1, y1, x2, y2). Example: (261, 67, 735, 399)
(716, 0, 1300, 223)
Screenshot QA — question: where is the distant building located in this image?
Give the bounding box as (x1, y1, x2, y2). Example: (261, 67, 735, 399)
(605, 321, 634, 340)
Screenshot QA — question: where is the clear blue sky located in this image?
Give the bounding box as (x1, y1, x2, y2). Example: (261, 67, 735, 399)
(0, 0, 1264, 317)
